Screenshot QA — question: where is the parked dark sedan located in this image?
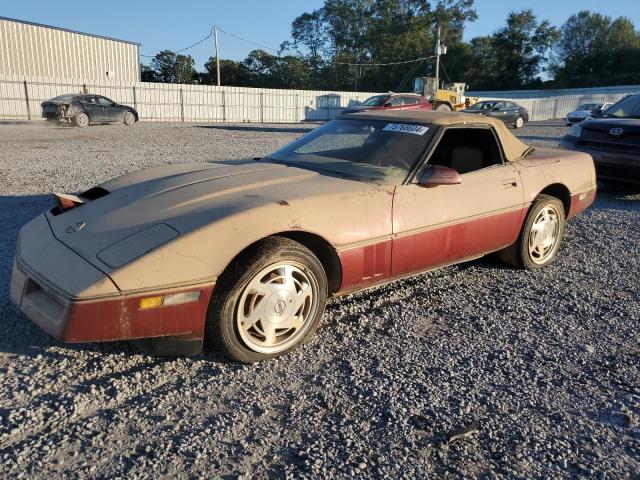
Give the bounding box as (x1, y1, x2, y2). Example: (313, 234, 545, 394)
(461, 100, 529, 128)
(41, 94, 138, 128)
(560, 94, 640, 183)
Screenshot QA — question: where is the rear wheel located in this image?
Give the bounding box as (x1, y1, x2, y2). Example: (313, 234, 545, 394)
(206, 237, 328, 363)
(514, 116, 524, 128)
(497, 195, 565, 269)
(74, 113, 89, 128)
(123, 111, 136, 126)
(435, 103, 452, 112)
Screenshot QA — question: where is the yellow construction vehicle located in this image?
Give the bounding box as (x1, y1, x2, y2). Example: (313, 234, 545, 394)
(413, 77, 478, 111)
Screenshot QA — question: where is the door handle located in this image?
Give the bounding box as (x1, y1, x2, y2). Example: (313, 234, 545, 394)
(502, 178, 517, 187)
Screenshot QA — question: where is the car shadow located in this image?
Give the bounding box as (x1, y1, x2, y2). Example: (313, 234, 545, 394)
(195, 124, 317, 134)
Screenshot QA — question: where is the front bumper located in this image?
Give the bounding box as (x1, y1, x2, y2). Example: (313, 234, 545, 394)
(560, 137, 640, 183)
(11, 215, 214, 343)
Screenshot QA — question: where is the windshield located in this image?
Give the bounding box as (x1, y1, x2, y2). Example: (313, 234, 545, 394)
(51, 95, 77, 102)
(602, 95, 640, 118)
(467, 101, 495, 111)
(267, 118, 434, 183)
(361, 95, 389, 107)
(577, 103, 599, 111)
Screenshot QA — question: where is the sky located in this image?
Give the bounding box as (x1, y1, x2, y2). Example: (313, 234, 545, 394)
(2, 0, 639, 70)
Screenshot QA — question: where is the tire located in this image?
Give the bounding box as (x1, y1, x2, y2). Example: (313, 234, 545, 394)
(123, 111, 136, 126)
(514, 116, 524, 129)
(435, 103, 452, 112)
(206, 237, 328, 363)
(497, 194, 566, 270)
(74, 112, 89, 128)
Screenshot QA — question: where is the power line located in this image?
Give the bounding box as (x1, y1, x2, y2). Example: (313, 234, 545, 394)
(140, 25, 436, 69)
(140, 29, 213, 58)
(332, 55, 436, 67)
(216, 26, 280, 53)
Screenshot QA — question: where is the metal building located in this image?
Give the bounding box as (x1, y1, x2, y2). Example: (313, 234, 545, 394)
(0, 16, 140, 82)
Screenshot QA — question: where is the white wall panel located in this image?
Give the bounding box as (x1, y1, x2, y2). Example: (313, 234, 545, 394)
(1, 73, 638, 123)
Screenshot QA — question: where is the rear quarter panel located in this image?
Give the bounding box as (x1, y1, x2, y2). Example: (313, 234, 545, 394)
(513, 147, 596, 216)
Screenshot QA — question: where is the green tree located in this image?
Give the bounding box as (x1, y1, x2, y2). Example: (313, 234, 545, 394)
(491, 10, 559, 89)
(173, 54, 196, 84)
(552, 11, 640, 87)
(150, 50, 196, 83)
(203, 58, 252, 86)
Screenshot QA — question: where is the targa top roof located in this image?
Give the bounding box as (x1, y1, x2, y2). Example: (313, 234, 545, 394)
(340, 109, 532, 162)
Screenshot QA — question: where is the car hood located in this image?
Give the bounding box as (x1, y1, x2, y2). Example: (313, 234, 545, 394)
(577, 117, 640, 147)
(46, 162, 315, 258)
(44, 160, 392, 276)
(580, 117, 640, 132)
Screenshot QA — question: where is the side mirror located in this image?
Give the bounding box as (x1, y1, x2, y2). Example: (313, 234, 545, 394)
(416, 165, 462, 187)
(384, 102, 392, 107)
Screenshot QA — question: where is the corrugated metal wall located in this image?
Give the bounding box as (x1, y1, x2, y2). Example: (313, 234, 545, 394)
(0, 18, 140, 82)
(0, 74, 376, 122)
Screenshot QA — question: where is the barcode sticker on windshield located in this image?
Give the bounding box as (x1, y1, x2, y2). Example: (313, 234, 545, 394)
(382, 123, 429, 135)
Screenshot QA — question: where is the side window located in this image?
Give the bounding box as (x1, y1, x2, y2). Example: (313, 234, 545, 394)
(402, 96, 419, 105)
(388, 96, 404, 106)
(494, 101, 506, 110)
(424, 128, 503, 175)
(80, 96, 96, 104)
(96, 96, 114, 106)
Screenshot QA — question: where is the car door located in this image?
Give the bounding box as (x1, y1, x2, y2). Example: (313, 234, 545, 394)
(96, 96, 123, 122)
(391, 126, 525, 277)
(384, 95, 405, 110)
(399, 96, 421, 110)
(504, 102, 520, 123)
(79, 96, 103, 122)
(485, 101, 508, 121)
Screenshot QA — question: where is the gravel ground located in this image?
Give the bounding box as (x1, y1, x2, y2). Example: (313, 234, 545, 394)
(0, 120, 638, 479)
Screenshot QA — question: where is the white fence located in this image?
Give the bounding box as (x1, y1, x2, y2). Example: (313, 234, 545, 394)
(0, 74, 375, 123)
(470, 85, 640, 121)
(1, 74, 639, 123)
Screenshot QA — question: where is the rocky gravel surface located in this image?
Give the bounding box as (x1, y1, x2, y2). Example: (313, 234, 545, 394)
(0, 120, 638, 479)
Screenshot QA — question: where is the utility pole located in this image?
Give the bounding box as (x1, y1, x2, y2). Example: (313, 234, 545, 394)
(434, 25, 441, 90)
(214, 26, 221, 86)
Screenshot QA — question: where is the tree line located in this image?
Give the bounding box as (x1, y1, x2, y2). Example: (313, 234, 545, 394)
(141, 2, 640, 92)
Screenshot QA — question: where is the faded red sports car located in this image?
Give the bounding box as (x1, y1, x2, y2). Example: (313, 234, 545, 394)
(341, 92, 433, 114)
(11, 111, 596, 363)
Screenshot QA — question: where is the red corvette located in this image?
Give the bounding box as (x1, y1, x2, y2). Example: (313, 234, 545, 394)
(342, 93, 433, 114)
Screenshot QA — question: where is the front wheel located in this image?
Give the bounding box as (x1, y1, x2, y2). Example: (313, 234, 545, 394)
(514, 116, 524, 128)
(123, 111, 136, 126)
(435, 103, 452, 112)
(74, 112, 89, 128)
(497, 195, 566, 269)
(206, 237, 328, 363)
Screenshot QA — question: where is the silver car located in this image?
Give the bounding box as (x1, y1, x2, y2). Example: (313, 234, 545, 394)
(565, 102, 613, 126)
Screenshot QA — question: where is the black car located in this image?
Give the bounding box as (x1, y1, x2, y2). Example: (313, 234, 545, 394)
(461, 100, 529, 128)
(41, 94, 138, 128)
(560, 94, 640, 184)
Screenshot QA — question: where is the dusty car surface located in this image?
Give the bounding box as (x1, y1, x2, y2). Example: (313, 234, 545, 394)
(560, 94, 640, 183)
(341, 93, 433, 114)
(41, 94, 138, 127)
(11, 110, 596, 363)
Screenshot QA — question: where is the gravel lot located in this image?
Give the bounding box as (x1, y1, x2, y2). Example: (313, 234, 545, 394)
(0, 120, 638, 479)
